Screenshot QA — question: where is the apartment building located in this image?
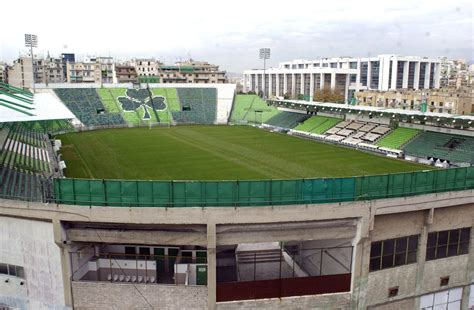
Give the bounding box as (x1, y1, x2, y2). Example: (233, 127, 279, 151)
(159, 60, 227, 84)
(355, 86, 474, 115)
(115, 65, 138, 83)
(66, 56, 115, 84)
(7, 56, 65, 89)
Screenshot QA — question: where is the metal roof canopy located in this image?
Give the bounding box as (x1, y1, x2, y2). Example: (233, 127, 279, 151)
(268, 99, 474, 122)
(0, 91, 76, 123)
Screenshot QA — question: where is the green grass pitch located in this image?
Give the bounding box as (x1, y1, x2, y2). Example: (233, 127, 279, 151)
(58, 125, 430, 180)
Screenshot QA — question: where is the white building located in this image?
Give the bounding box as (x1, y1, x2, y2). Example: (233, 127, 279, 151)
(244, 55, 441, 101)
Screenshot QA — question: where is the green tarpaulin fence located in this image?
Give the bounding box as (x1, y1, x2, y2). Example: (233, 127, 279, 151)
(54, 167, 474, 207)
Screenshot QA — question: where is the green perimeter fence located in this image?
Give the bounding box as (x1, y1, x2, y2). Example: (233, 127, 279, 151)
(53, 167, 474, 207)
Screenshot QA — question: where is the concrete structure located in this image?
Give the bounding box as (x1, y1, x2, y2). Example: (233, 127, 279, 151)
(440, 58, 473, 89)
(115, 65, 138, 83)
(0, 62, 8, 83)
(0, 187, 472, 309)
(355, 86, 474, 115)
(159, 59, 227, 84)
(66, 56, 115, 84)
(7, 56, 66, 89)
(244, 55, 441, 102)
(131, 58, 162, 83)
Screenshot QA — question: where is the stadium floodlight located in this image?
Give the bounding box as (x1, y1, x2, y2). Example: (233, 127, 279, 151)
(25, 34, 38, 93)
(259, 48, 271, 99)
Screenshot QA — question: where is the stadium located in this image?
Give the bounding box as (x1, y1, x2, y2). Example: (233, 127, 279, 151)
(0, 81, 473, 309)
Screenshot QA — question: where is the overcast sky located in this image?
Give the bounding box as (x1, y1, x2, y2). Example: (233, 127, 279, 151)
(1, 0, 472, 72)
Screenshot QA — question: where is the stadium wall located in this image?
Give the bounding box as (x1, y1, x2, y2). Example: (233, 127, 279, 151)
(345, 113, 391, 125)
(0, 216, 68, 309)
(0, 188, 473, 309)
(400, 122, 474, 137)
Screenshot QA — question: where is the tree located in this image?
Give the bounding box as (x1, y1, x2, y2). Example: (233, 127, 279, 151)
(313, 88, 345, 103)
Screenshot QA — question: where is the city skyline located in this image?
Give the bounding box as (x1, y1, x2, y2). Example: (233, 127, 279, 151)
(0, 0, 472, 73)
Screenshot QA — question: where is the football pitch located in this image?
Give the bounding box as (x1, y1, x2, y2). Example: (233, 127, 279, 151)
(58, 125, 429, 180)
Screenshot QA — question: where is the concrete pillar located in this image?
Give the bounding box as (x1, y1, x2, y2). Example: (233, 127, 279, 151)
(433, 63, 441, 88)
(352, 217, 371, 310)
(320, 73, 325, 90)
(207, 223, 217, 310)
(53, 219, 73, 308)
(344, 74, 350, 103)
(391, 59, 398, 90)
(268, 73, 272, 97)
(283, 74, 288, 97)
(425, 63, 431, 89)
(276, 74, 280, 97)
(300, 73, 304, 95)
(309, 73, 314, 101)
(356, 59, 362, 91)
(413, 209, 432, 309)
(291, 73, 296, 97)
(461, 223, 474, 310)
(414, 62, 421, 90)
(330, 72, 336, 90)
(402, 61, 409, 88)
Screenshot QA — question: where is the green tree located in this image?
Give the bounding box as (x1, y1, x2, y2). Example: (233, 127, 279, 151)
(313, 88, 345, 103)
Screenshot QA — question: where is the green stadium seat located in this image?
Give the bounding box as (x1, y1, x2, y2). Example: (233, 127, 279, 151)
(403, 131, 474, 164)
(377, 128, 420, 150)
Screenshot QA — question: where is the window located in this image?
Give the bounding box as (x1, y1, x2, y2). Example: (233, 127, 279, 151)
(125, 246, 136, 255)
(370, 235, 418, 271)
(0, 263, 24, 278)
(139, 247, 151, 256)
(426, 227, 470, 261)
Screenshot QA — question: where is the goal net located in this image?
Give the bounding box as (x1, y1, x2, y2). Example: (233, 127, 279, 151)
(148, 121, 171, 129)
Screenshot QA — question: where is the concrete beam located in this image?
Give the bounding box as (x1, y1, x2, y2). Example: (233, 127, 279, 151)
(66, 228, 207, 246)
(217, 225, 356, 246)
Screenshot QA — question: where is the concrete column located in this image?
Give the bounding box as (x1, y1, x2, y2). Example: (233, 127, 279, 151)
(300, 73, 304, 95)
(320, 73, 325, 89)
(424, 63, 431, 89)
(276, 74, 280, 97)
(402, 61, 409, 88)
(344, 74, 350, 103)
(461, 224, 474, 310)
(413, 209, 432, 309)
(291, 73, 296, 97)
(433, 63, 441, 88)
(283, 74, 288, 96)
(352, 217, 371, 310)
(414, 62, 421, 90)
(391, 59, 398, 90)
(53, 219, 73, 308)
(268, 73, 272, 97)
(309, 73, 314, 101)
(207, 223, 217, 310)
(330, 72, 336, 90)
(356, 59, 362, 91)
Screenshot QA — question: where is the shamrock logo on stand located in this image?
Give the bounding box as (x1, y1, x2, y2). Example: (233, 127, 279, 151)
(118, 89, 166, 120)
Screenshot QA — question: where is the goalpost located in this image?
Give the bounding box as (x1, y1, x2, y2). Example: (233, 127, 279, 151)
(148, 121, 171, 129)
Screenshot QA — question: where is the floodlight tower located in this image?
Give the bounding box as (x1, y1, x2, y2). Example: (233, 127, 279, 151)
(25, 34, 38, 93)
(259, 48, 270, 99)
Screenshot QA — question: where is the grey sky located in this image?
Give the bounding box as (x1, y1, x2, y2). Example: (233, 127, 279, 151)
(1, 0, 472, 73)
